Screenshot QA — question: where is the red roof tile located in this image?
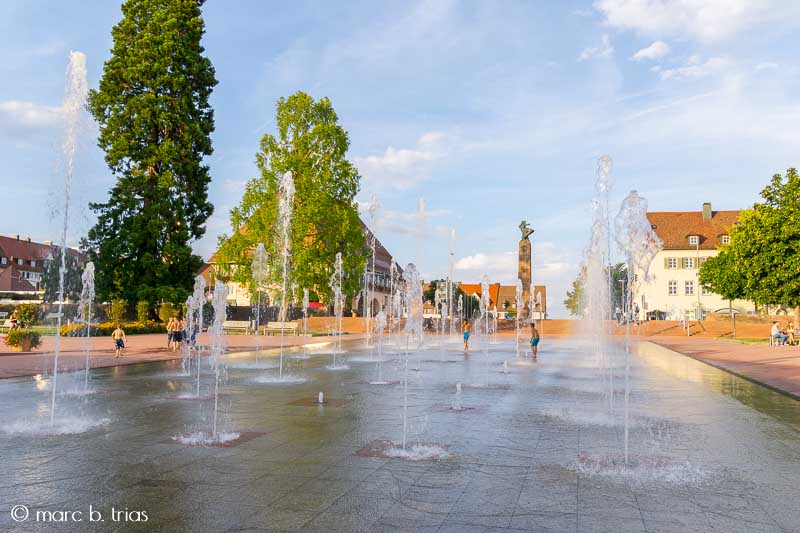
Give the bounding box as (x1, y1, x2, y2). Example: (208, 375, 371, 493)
(647, 210, 741, 250)
(0, 265, 36, 292)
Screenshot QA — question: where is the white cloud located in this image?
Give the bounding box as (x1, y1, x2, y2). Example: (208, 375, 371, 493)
(755, 62, 779, 71)
(0, 100, 62, 129)
(354, 131, 450, 191)
(579, 34, 614, 61)
(660, 56, 728, 80)
(594, 0, 800, 43)
(631, 41, 669, 61)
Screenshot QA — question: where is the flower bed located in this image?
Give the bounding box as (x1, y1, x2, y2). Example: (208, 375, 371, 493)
(60, 320, 166, 337)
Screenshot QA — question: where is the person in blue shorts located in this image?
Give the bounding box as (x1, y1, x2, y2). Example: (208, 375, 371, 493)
(530, 322, 540, 360)
(463, 320, 471, 351)
(112, 324, 127, 358)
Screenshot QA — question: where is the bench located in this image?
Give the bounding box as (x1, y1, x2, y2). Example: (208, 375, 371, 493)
(222, 320, 253, 334)
(264, 321, 298, 336)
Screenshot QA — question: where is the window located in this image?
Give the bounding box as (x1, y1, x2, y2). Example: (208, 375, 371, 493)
(721, 235, 730, 245)
(685, 257, 695, 269)
(685, 281, 694, 296)
(668, 258, 678, 269)
(668, 281, 677, 295)
(702, 286, 712, 296)
(30, 260, 36, 267)
(688, 236, 699, 245)
(0, 257, 6, 265)
(17, 258, 23, 265)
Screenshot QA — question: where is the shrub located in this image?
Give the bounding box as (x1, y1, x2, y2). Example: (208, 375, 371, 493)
(136, 300, 150, 323)
(158, 302, 179, 323)
(14, 303, 39, 328)
(4, 329, 42, 350)
(110, 299, 127, 323)
(60, 320, 166, 337)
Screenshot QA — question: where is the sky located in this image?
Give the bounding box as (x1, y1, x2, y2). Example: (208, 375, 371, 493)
(1, 0, 799, 317)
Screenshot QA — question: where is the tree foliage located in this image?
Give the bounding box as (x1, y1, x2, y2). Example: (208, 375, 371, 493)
(84, 0, 217, 305)
(564, 263, 627, 317)
(698, 249, 745, 311)
(42, 248, 83, 303)
(216, 92, 366, 303)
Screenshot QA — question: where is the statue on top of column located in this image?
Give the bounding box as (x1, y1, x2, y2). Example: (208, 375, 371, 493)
(519, 220, 534, 240)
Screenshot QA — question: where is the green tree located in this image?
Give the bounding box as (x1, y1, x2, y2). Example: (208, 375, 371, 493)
(726, 169, 800, 320)
(42, 248, 83, 303)
(564, 263, 627, 317)
(216, 92, 366, 303)
(698, 250, 745, 316)
(84, 0, 217, 305)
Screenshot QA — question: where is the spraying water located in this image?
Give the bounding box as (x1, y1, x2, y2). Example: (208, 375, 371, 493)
(373, 310, 388, 384)
(365, 194, 379, 349)
(78, 262, 95, 393)
(190, 275, 206, 396)
(277, 172, 295, 379)
(480, 274, 491, 386)
(251, 243, 269, 364)
(402, 263, 423, 449)
(330, 252, 344, 366)
(614, 190, 662, 463)
(50, 51, 88, 426)
(209, 281, 228, 437)
(447, 228, 456, 335)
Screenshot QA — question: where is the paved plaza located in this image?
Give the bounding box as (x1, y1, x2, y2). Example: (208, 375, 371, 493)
(2, 336, 800, 532)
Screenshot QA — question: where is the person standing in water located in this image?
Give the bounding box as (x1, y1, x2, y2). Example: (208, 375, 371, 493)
(112, 324, 127, 358)
(530, 321, 540, 360)
(463, 320, 471, 351)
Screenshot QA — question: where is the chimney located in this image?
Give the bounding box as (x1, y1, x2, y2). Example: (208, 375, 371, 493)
(15, 235, 19, 240)
(702, 202, 712, 221)
(26, 236, 31, 242)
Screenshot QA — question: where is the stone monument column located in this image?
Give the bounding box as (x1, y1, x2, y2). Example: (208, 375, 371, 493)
(518, 221, 534, 319)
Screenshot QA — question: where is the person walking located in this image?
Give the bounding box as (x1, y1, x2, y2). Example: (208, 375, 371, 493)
(112, 324, 127, 358)
(530, 321, 540, 360)
(463, 320, 471, 351)
(166, 316, 176, 349)
(172, 316, 184, 351)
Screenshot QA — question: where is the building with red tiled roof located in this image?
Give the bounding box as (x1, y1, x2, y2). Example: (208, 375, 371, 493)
(0, 235, 55, 294)
(633, 203, 752, 321)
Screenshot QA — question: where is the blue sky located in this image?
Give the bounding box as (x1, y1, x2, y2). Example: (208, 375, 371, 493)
(2, 0, 799, 317)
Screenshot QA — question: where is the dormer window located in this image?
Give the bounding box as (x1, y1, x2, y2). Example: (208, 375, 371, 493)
(688, 235, 699, 246)
(30, 260, 36, 267)
(17, 258, 23, 266)
(0, 257, 6, 265)
(721, 235, 730, 245)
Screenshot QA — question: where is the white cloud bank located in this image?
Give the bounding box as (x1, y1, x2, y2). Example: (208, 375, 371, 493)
(354, 131, 450, 191)
(579, 34, 614, 61)
(631, 40, 669, 61)
(0, 100, 63, 129)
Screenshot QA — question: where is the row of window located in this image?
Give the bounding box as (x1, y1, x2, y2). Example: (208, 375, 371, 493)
(667, 280, 712, 296)
(0, 257, 36, 267)
(665, 256, 706, 269)
(686, 235, 730, 246)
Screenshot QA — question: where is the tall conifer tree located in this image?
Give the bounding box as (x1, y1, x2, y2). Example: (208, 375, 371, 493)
(85, 0, 217, 303)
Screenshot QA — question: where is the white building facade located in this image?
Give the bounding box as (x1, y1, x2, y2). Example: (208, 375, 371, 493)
(633, 203, 752, 321)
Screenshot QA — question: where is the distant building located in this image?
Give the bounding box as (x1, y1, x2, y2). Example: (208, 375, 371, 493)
(632, 202, 751, 320)
(0, 235, 54, 295)
(423, 281, 547, 319)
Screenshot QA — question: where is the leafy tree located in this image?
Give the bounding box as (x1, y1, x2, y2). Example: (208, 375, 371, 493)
(726, 169, 800, 320)
(110, 299, 128, 323)
(564, 263, 627, 317)
(84, 0, 217, 305)
(698, 250, 745, 316)
(136, 300, 150, 323)
(42, 248, 83, 303)
(216, 92, 366, 303)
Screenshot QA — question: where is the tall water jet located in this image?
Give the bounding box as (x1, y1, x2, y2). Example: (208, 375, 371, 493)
(392, 288, 402, 335)
(251, 243, 269, 363)
(50, 51, 89, 426)
(330, 252, 344, 366)
(364, 194, 379, 348)
(372, 310, 388, 384)
(614, 190, 662, 463)
(209, 281, 229, 438)
(388, 260, 397, 332)
(78, 262, 95, 393)
(447, 228, 456, 335)
(276, 172, 295, 379)
(190, 275, 206, 396)
(480, 274, 491, 386)
(515, 278, 523, 358)
(457, 295, 463, 331)
(584, 155, 615, 410)
(402, 263, 423, 449)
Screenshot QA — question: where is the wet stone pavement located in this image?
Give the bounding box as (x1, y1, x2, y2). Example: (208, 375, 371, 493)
(1, 336, 800, 532)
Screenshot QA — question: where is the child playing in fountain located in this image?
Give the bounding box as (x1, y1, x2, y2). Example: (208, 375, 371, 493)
(112, 324, 127, 358)
(530, 322, 540, 360)
(463, 320, 471, 351)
